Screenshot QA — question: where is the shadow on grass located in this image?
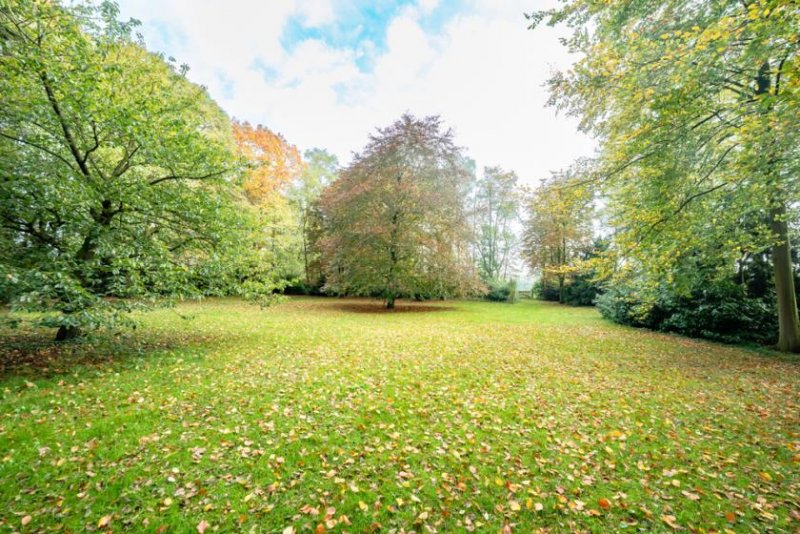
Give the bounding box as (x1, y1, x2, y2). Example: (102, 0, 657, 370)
(0, 328, 226, 381)
(327, 301, 457, 314)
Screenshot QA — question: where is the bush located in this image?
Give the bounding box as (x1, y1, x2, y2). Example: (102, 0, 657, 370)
(597, 279, 778, 345)
(533, 276, 602, 305)
(595, 286, 662, 329)
(533, 280, 561, 302)
(485, 279, 517, 302)
(561, 274, 601, 306)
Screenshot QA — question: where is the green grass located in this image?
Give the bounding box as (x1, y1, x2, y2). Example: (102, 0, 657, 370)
(1, 297, 798, 532)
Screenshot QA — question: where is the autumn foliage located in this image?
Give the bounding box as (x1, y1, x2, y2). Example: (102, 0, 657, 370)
(233, 121, 303, 205)
(319, 115, 482, 308)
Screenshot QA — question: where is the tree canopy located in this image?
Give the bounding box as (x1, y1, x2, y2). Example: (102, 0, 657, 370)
(0, 0, 246, 339)
(532, 0, 800, 351)
(522, 172, 594, 303)
(320, 114, 481, 308)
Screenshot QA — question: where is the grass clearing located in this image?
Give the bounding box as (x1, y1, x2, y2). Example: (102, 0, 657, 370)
(1, 297, 799, 532)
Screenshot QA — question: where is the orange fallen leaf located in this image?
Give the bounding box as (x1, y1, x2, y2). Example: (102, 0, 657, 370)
(598, 498, 611, 510)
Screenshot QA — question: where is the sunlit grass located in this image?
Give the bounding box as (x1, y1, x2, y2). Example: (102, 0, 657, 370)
(1, 297, 798, 532)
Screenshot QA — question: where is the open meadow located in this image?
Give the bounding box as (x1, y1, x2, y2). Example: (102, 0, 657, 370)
(1, 298, 798, 532)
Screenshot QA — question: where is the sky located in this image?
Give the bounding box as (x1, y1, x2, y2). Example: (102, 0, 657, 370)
(115, 0, 596, 186)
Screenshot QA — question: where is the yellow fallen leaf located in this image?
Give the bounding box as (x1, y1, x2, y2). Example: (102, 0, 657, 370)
(509, 500, 521, 511)
(759, 471, 772, 482)
(97, 515, 111, 528)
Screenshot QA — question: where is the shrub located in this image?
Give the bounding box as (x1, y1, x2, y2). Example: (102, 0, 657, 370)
(485, 279, 517, 302)
(533, 280, 561, 302)
(597, 279, 778, 345)
(561, 273, 602, 306)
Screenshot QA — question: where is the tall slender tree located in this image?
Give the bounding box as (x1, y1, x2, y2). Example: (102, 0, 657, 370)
(470, 166, 520, 282)
(288, 148, 338, 288)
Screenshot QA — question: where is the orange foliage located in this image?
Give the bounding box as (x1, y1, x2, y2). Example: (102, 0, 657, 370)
(233, 120, 303, 205)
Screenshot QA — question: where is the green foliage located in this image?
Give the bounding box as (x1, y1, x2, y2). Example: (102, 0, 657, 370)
(288, 148, 339, 291)
(535, 0, 800, 350)
(0, 1, 263, 338)
(484, 278, 517, 302)
(597, 279, 778, 345)
(561, 273, 601, 306)
(533, 280, 562, 302)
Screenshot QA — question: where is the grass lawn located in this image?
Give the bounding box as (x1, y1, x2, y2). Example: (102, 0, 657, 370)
(1, 297, 799, 532)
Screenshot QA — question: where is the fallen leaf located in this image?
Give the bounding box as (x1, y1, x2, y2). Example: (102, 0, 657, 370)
(21, 515, 32, 526)
(197, 519, 209, 533)
(598, 498, 611, 510)
(661, 514, 682, 530)
(97, 515, 111, 528)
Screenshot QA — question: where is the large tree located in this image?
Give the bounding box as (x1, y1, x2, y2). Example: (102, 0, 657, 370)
(469, 166, 520, 282)
(320, 114, 480, 308)
(0, 0, 242, 339)
(533, 0, 800, 351)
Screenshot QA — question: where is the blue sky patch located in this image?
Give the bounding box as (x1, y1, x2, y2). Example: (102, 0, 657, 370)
(280, 0, 467, 73)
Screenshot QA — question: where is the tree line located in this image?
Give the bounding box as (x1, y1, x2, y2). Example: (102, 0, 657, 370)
(0, 1, 523, 339)
(1, 0, 798, 353)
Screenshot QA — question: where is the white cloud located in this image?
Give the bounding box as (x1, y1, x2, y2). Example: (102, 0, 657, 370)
(117, 0, 596, 185)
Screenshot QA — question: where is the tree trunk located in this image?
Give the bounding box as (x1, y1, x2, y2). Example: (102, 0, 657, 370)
(386, 294, 396, 309)
(301, 212, 310, 287)
(769, 204, 800, 352)
(55, 325, 81, 341)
